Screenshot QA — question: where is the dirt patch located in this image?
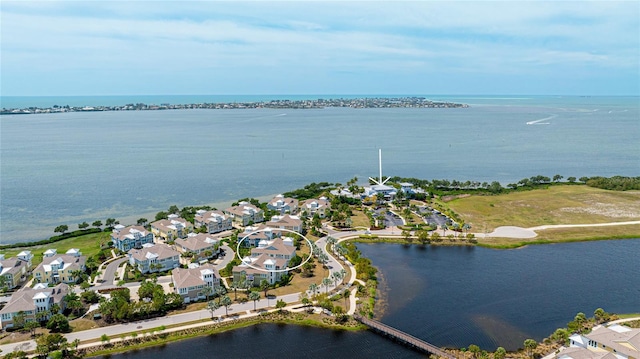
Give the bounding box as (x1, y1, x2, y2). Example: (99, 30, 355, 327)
(441, 194, 471, 202)
(558, 202, 640, 218)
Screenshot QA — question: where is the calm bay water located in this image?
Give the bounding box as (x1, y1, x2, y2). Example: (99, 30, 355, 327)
(1, 95, 638, 243)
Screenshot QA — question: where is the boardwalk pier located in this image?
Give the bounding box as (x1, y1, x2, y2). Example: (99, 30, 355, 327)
(354, 315, 455, 359)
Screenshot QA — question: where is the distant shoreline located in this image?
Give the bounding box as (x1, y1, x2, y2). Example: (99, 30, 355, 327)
(0, 96, 468, 115)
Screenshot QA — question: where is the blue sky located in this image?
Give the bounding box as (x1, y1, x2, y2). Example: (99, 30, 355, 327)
(1, 1, 639, 96)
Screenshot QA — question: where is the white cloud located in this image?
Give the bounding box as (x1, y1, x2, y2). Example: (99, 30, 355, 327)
(1, 1, 638, 95)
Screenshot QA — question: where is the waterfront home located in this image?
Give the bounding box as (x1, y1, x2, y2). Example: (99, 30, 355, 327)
(0, 283, 69, 330)
(128, 243, 180, 274)
(0, 254, 29, 290)
(238, 224, 283, 247)
(300, 197, 330, 218)
(151, 214, 193, 241)
(363, 184, 397, 201)
(563, 324, 640, 359)
(267, 194, 299, 214)
(232, 237, 296, 286)
(265, 214, 303, 233)
(111, 225, 154, 252)
(32, 249, 86, 284)
(174, 233, 222, 265)
(171, 263, 221, 303)
(223, 202, 264, 227)
(194, 210, 233, 234)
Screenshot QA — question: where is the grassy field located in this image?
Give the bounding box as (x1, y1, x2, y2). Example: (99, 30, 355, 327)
(2, 231, 110, 266)
(447, 185, 640, 231)
(350, 210, 371, 228)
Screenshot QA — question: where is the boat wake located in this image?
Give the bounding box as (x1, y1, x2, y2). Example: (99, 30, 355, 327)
(526, 114, 557, 125)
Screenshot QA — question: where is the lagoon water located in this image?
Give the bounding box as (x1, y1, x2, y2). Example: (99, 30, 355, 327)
(1, 95, 638, 243)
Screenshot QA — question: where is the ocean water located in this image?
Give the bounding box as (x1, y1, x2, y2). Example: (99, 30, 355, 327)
(1, 95, 638, 243)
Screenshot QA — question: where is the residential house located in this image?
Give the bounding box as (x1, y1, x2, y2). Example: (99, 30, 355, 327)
(32, 249, 86, 284)
(128, 243, 180, 274)
(238, 225, 283, 247)
(0, 283, 69, 330)
(267, 194, 299, 214)
(174, 233, 222, 265)
(171, 263, 221, 303)
(266, 214, 303, 233)
(0, 254, 29, 290)
(194, 210, 233, 234)
(300, 197, 330, 218)
(223, 202, 264, 227)
(111, 225, 154, 252)
(151, 214, 193, 241)
(563, 325, 640, 359)
(232, 237, 296, 286)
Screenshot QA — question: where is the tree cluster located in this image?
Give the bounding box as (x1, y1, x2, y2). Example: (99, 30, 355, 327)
(98, 284, 184, 323)
(283, 181, 333, 200)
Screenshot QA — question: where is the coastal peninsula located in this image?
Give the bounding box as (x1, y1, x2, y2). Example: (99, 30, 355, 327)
(0, 97, 468, 115)
(0, 176, 638, 359)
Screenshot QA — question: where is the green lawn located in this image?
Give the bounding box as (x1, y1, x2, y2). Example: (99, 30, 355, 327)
(447, 185, 640, 231)
(2, 231, 110, 266)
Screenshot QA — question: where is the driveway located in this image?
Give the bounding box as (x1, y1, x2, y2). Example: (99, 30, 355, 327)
(213, 244, 234, 271)
(99, 257, 128, 286)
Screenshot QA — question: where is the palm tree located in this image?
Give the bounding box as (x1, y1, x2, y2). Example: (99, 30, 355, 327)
(249, 291, 260, 311)
(441, 223, 448, 236)
(207, 300, 220, 319)
(322, 277, 332, 294)
(331, 271, 342, 287)
(524, 339, 537, 358)
(340, 268, 347, 282)
(201, 286, 214, 301)
(462, 223, 471, 236)
(260, 279, 270, 298)
(308, 283, 318, 297)
(326, 236, 337, 252)
(220, 295, 232, 316)
(342, 289, 350, 308)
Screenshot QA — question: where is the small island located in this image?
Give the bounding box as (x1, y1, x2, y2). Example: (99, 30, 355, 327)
(0, 97, 468, 115)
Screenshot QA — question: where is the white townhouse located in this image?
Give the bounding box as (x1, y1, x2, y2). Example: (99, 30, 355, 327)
(238, 225, 283, 248)
(128, 243, 180, 274)
(300, 197, 330, 218)
(151, 214, 193, 241)
(224, 202, 264, 227)
(232, 237, 296, 286)
(266, 214, 303, 233)
(267, 194, 299, 215)
(194, 210, 233, 234)
(32, 249, 86, 284)
(0, 253, 30, 290)
(171, 263, 221, 303)
(0, 283, 69, 330)
(174, 233, 222, 265)
(111, 225, 154, 252)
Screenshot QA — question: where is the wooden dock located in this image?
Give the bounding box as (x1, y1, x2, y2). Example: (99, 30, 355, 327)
(354, 315, 455, 359)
